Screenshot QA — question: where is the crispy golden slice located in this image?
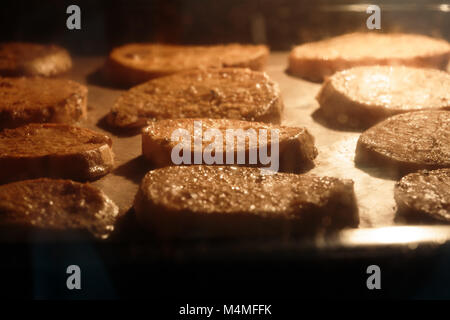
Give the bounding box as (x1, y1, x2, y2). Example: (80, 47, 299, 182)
(288, 33, 450, 81)
(0, 123, 114, 183)
(134, 165, 359, 238)
(0, 178, 118, 239)
(0, 42, 72, 77)
(316, 66, 450, 129)
(355, 111, 450, 177)
(104, 43, 269, 86)
(395, 169, 450, 224)
(142, 118, 317, 173)
(108, 68, 283, 130)
(0, 77, 87, 129)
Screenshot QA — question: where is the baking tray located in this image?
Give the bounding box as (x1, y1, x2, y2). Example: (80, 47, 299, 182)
(2, 53, 450, 299)
(78, 53, 446, 228)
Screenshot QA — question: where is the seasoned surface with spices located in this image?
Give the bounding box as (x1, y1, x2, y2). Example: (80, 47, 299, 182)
(395, 169, 450, 223)
(0, 178, 118, 239)
(108, 68, 283, 129)
(134, 165, 358, 237)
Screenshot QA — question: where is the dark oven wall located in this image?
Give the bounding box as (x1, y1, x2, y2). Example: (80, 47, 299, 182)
(0, 0, 449, 55)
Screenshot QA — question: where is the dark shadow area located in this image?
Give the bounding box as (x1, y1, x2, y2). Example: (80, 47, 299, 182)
(113, 155, 154, 185)
(354, 147, 439, 181)
(95, 230, 450, 299)
(0, 226, 96, 244)
(311, 108, 364, 133)
(394, 209, 450, 225)
(294, 161, 315, 174)
(86, 67, 125, 90)
(96, 114, 143, 138)
(279, 154, 316, 174)
(284, 68, 323, 83)
(1, 0, 449, 56)
(107, 208, 150, 243)
(354, 162, 400, 181)
(86, 66, 136, 90)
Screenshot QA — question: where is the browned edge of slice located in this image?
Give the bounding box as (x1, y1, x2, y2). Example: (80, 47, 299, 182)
(0, 178, 119, 241)
(221, 45, 269, 71)
(103, 43, 269, 87)
(103, 54, 171, 88)
(394, 169, 450, 224)
(106, 68, 283, 131)
(315, 76, 391, 130)
(288, 54, 450, 82)
(0, 43, 72, 77)
(0, 124, 115, 184)
(315, 67, 450, 130)
(354, 111, 450, 178)
(134, 166, 359, 239)
(355, 138, 438, 178)
(141, 118, 318, 173)
(287, 33, 450, 82)
(0, 77, 87, 129)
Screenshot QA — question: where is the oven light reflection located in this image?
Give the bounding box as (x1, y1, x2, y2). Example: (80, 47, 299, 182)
(319, 4, 450, 12)
(341, 226, 450, 246)
(439, 4, 450, 12)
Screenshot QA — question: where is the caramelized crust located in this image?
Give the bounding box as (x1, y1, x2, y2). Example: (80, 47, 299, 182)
(0, 178, 118, 239)
(108, 68, 283, 130)
(395, 169, 450, 223)
(142, 118, 317, 172)
(288, 33, 450, 81)
(355, 111, 450, 177)
(0, 42, 72, 77)
(0, 124, 114, 183)
(0, 77, 87, 129)
(316, 66, 450, 129)
(104, 43, 269, 86)
(134, 166, 359, 238)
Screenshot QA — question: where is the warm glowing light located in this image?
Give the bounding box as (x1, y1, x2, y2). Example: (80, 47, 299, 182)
(439, 4, 450, 12)
(319, 4, 450, 12)
(341, 226, 450, 246)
